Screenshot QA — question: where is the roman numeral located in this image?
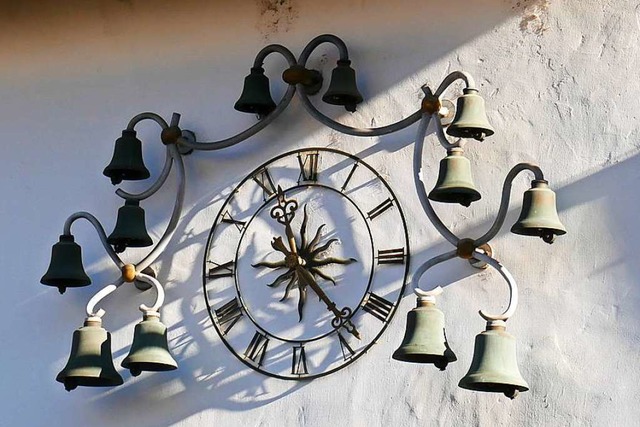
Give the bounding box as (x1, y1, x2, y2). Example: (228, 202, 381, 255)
(367, 198, 394, 220)
(377, 248, 406, 264)
(221, 211, 246, 231)
(214, 298, 243, 335)
(291, 344, 309, 376)
(341, 162, 359, 192)
(253, 168, 276, 200)
(337, 332, 355, 361)
(244, 331, 269, 366)
(362, 292, 394, 322)
(207, 261, 235, 279)
(297, 151, 319, 183)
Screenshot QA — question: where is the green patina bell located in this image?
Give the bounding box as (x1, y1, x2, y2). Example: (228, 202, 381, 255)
(56, 317, 123, 391)
(446, 88, 495, 141)
(40, 234, 91, 294)
(107, 199, 153, 253)
(429, 148, 481, 207)
(392, 298, 457, 370)
(511, 179, 566, 244)
(234, 67, 276, 117)
(322, 60, 363, 113)
(458, 323, 529, 399)
(122, 312, 178, 377)
(103, 130, 150, 185)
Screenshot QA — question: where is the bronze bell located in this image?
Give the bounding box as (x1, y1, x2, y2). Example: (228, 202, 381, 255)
(107, 199, 153, 253)
(511, 179, 567, 244)
(122, 311, 177, 376)
(458, 323, 529, 399)
(234, 66, 277, 117)
(103, 130, 151, 185)
(428, 148, 481, 207)
(322, 60, 363, 113)
(56, 317, 123, 391)
(41, 234, 91, 294)
(392, 298, 457, 370)
(446, 88, 495, 141)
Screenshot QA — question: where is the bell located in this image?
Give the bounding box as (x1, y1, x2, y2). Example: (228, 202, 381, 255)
(392, 298, 457, 370)
(428, 148, 481, 207)
(322, 60, 363, 113)
(234, 67, 276, 117)
(122, 311, 178, 376)
(40, 235, 91, 294)
(56, 317, 123, 391)
(446, 88, 495, 141)
(103, 130, 150, 185)
(511, 179, 567, 244)
(458, 323, 529, 399)
(107, 199, 153, 253)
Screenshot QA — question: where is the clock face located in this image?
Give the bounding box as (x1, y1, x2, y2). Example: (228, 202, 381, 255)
(203, 147, 409, 380)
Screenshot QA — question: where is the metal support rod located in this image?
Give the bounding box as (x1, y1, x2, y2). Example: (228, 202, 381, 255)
(433, 71, 476, 96)
(85, 278, 125, 318)
(297, 89, 423, 136)
(175, 85, 297, 151)
(63, 212, 124, 268)
(135, 143, 185, 272)
(116, 149, 173, 201)
(472, 250, 519, 322)
(136, 273, 165, 313)
(473, 163, 545, 246)
(298, 34, 350, 65)
(126, 112, 170, 131)
(253, 43, 297, 68)
(412, 250, 458, 298)
(413, 112, 460, 245)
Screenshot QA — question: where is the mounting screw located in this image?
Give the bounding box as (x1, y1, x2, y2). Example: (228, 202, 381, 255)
(178, 130, 196, 155)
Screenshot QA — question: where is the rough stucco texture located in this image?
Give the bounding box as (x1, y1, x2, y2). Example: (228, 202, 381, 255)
(1, 0, 639, 426)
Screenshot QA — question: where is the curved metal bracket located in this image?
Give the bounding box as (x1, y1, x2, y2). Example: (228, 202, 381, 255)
(135, 272, 165, 313)
(412, 250, 458, 298)
(63, 212, 124, 268)
(472, 250, 519, 323)
(474, 163, 545, 246)
(85, 278, 125, 318)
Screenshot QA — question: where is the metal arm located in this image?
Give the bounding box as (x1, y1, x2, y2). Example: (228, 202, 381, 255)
(474, 163, 545, 246)
(63, 212, 124, 268)
(85, 278, 125, 318)
(136, 272, 165, 313)
(135, 143, 185, 272)
(412, 250, 458, 302)
(472, 250, 519, 323)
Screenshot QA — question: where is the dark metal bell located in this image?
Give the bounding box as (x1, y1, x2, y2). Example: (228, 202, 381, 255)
(103, 130, 150, 185)
(511, 180, 567, 244)
(429, 148, 481, 207)
(122, 312, 177, 376)
(446, 88, 495, 141)
(392, 299, 457, 370)
(322, 60, 363, 113)
(234, 67, 276, 117)
(56, 317, 123, 391)
(458, 323, 529, 399)
(107, 200, 153, 253)
(40, 234, 91, 294)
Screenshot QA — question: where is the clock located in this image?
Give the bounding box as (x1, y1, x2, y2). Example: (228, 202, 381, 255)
(203, 147, 409, 379)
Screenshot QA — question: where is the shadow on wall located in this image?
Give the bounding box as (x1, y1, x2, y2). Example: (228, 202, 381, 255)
(23, 1, 569, 426)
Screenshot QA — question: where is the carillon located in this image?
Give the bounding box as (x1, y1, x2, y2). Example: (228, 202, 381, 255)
(41, 34, 565, 397)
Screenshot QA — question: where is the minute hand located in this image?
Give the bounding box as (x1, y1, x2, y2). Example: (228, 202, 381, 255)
(296, 266, 361, 340)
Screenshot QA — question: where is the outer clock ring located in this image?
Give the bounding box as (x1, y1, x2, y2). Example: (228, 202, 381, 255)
(203, 147, 410, 380)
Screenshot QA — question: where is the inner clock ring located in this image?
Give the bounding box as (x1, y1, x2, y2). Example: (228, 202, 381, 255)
(234, 184, 375, 343)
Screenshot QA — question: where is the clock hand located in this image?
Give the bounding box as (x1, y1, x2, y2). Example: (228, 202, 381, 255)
(296, 265, 361, 340)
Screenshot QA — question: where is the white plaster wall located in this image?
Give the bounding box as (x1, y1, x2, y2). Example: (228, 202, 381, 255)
(1, 0, 639, 425)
